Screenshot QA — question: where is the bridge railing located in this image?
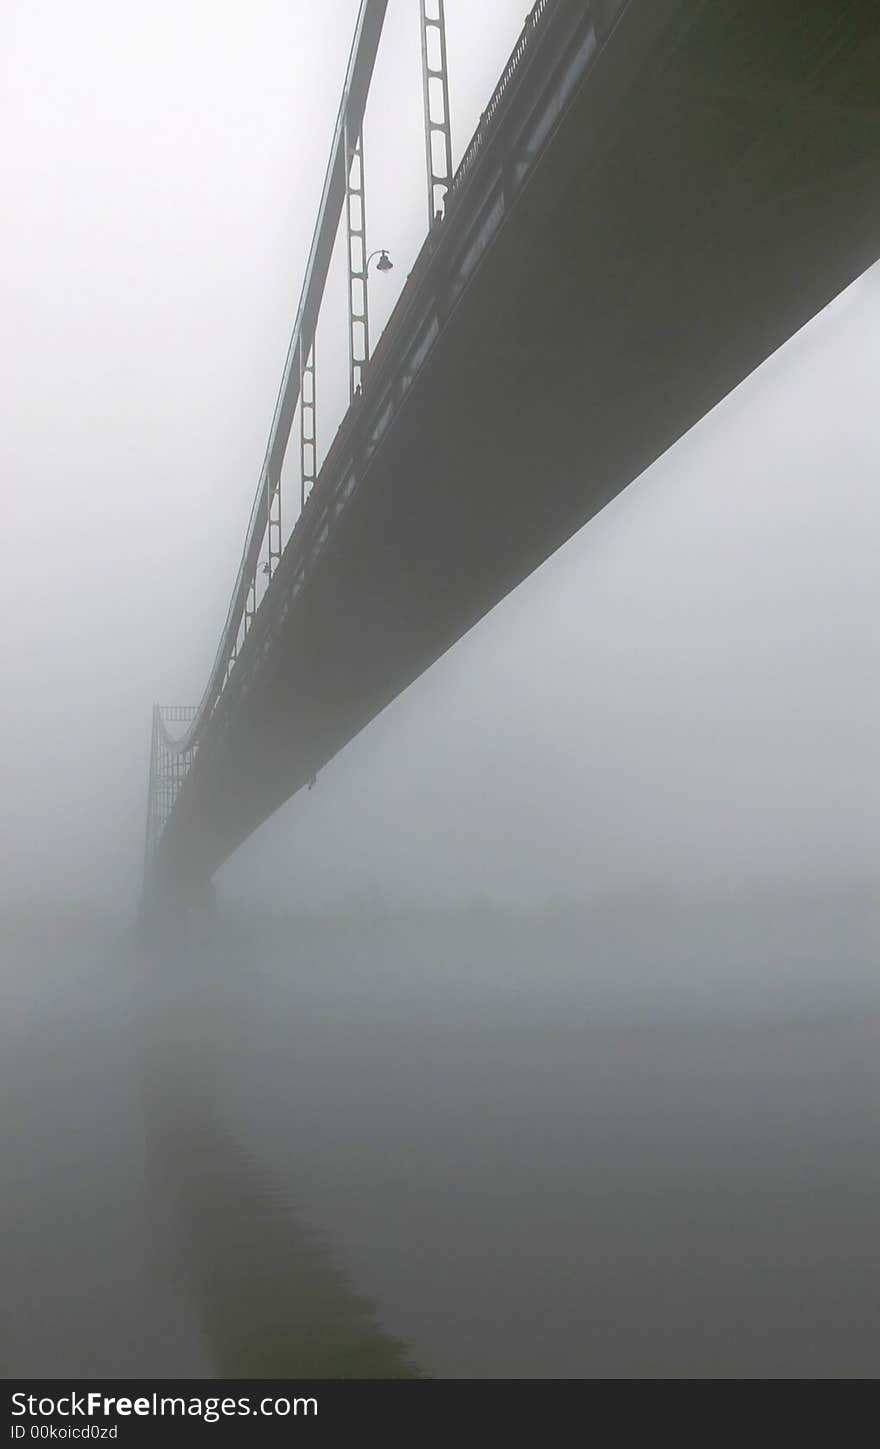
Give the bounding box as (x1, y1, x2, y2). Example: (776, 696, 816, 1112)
(447, 0, 554, 205)
(150, 0, 588, 868)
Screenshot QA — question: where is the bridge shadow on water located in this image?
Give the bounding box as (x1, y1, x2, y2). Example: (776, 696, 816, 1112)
(142, 996, 419, 1379)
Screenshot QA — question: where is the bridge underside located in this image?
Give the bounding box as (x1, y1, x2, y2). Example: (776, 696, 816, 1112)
(155, 0, 880, 900)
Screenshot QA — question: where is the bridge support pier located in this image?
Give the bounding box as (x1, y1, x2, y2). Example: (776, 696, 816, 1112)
(194, 880, 217, 959)
(137, 873, 218, 962)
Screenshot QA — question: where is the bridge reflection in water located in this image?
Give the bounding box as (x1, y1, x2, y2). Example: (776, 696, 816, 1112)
(139, 895, 880, 1380)
(142, 988, 420, 1379)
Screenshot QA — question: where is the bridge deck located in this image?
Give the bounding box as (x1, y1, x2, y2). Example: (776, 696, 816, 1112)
(155, 0, 880, 896)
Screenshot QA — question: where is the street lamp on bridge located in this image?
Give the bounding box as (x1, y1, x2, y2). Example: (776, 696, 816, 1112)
(366, 248, 393, 274)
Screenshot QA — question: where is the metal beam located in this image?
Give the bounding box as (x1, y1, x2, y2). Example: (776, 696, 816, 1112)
(419, 0, 454, 225)
(192, 0, 390, 734)
(345, 125, 371, 398)
(300, 340, 317, 511)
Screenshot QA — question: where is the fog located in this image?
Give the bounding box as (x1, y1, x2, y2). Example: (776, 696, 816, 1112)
(223, 269, 880, 910)
(1, 0, 877, 912)
(2, 0, 878, 1382)
(2, 0, 535, 911)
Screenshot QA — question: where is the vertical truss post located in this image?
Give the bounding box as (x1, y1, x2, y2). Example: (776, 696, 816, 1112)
(267, 473, 282, 579)
(300, 339, 317, 509)
(345, 123, 370, 400)
(159, 730, 169, 835)
(419, 0, 453, 226)
(158, 731, 169, 849)
(143, 705, 161, 879)
(244, 574, 257, 634)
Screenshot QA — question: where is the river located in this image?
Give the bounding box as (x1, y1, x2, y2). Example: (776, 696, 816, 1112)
(2, 889, 877, 1378)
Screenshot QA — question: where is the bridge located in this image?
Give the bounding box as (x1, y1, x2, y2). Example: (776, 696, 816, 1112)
(143, 0, 880, 922)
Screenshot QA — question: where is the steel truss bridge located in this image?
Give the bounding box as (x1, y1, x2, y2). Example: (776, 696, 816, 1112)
(143, 0, 880, 919)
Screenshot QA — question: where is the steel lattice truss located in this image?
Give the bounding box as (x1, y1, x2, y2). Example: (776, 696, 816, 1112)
(145, 0, 559, 880)
(143, 706, 197, 876)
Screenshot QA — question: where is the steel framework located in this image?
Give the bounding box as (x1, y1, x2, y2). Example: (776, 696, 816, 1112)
(345, 126, 371, 398)
(143, 0, 472, 884)
(143, 706, 197, 877)
(300, 341, 317, 510)
(187, 0, 390, 739)
(419, 0, 454, 224)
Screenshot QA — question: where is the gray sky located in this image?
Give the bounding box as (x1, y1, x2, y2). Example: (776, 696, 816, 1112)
(2, 1, 878, 912)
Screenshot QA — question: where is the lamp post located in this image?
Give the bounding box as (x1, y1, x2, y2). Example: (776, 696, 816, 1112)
(367, 248, 394, 274)
(350, 250, 395, 398)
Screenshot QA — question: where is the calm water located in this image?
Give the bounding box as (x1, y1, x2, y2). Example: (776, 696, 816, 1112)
(3, 892, 878, 1378)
